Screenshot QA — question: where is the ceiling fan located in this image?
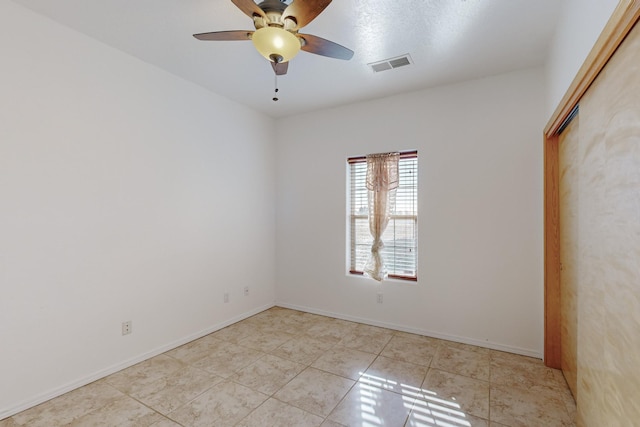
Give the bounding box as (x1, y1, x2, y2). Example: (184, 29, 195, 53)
(193, 0, 354, 76)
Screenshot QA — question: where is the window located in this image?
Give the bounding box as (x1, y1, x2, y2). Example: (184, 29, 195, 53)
(348, 151, 418, 281)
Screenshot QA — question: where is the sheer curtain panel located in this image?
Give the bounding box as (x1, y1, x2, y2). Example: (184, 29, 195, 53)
(363, 152, 400, 281)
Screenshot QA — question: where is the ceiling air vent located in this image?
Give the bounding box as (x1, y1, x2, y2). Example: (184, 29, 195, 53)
(368, 54, 412, 73)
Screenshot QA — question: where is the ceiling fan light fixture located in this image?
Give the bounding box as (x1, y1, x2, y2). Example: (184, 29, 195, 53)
(251, 27, 301, 62)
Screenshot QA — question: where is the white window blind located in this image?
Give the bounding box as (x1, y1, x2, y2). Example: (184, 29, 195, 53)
(348, 151, 418, 280)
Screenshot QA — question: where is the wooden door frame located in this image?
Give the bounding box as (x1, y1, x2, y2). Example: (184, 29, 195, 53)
(544, 0, 640, 368)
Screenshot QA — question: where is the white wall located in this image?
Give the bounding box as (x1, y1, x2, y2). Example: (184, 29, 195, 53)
(4, 0, 618, 416)
(0, 1, 276, 417)
(545, 0, 619, 118)
(275, 68, 546, 357)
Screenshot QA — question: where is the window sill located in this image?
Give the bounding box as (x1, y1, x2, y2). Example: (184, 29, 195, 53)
(349, 270, 417, 282)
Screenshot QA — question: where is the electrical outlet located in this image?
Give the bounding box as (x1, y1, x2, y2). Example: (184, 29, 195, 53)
(377, 293, 383, 304)
(224, 293, 229, 303)
(244, 286, 249, 297)
(122, 321, 132, 335)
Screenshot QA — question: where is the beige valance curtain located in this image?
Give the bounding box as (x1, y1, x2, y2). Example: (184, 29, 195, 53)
(363, 152, 400, 281)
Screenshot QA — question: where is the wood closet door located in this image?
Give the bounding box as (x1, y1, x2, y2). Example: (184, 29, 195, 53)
(558, 116, 579, 400)
(575, 19, 640, 424)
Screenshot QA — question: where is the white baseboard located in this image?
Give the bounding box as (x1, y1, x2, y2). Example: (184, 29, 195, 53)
(276, 301, 543, 359)
(1, 302, 275, 421)
(2, 300, 542, 420)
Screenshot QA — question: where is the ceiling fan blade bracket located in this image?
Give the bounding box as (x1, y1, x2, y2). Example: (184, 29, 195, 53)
(283, 0, 332, 29)
(231, 0, 267, 19)
(284, 16, 298, 29)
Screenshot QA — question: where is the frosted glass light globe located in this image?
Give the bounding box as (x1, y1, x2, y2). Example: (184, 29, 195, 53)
(252, 27, 301, 62)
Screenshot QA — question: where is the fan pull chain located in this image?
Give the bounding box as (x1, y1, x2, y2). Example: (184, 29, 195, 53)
(273, 74, 279, 102)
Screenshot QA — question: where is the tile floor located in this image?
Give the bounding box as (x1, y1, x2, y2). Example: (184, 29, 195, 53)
(1, 307, 576, 426)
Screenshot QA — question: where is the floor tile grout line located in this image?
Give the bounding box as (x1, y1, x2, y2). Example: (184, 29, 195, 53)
(100, 381, 190, 427)
(106, 363, 230, 425)
(321, 372, 360, 425)
(9, 307, 573, 426)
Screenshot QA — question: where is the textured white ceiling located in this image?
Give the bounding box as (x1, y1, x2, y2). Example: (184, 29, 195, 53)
(11, 0, 561, 118)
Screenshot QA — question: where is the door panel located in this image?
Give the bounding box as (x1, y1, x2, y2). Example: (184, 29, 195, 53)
(575, 20, 640, 424)
(558, 116, 579, 399)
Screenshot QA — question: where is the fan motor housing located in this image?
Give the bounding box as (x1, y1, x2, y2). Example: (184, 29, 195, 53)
(254, 0, 297, 30)
(253, 14, 296, 31)
(257, 0, 287, 14)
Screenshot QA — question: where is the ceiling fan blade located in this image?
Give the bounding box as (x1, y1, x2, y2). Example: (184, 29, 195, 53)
(193, 30, 253, 41)
(231, 0, 266, 19)
(299, 34, 354, 60)
(271, 61, 289, 75)
(283, 0, 332, 29)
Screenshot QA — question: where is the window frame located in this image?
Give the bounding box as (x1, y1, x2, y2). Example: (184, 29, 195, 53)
(347, 150, 418, 282)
